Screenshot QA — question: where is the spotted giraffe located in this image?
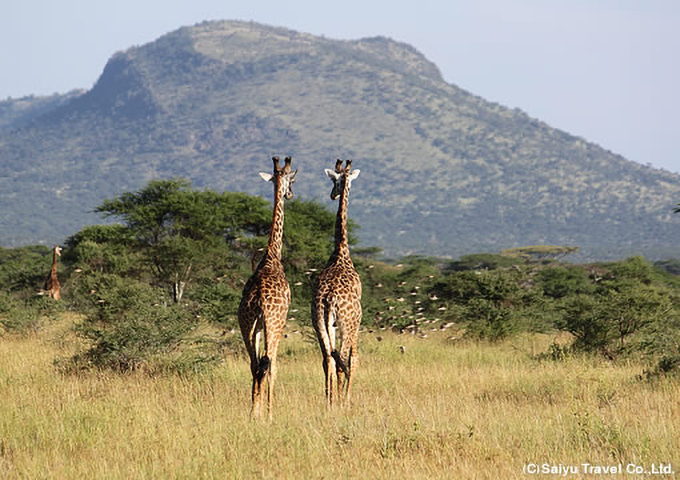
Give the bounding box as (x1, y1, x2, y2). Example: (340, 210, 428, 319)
(238, 156, 296, 419)
(44, 245, 63, 300)
(312, 159, 362, 407)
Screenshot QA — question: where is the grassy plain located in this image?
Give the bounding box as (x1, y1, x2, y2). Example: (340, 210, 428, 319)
(0, 314, 678, 479)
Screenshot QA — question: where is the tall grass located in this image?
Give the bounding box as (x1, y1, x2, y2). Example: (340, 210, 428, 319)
(0, 315, 677, 478)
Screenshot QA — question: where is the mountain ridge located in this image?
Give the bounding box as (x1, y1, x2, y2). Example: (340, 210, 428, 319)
(1, 20, 679, 260)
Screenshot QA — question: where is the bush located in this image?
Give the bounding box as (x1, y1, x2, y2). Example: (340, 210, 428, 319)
(431, 268, 540, 341)
(0, 291, 40, 334)
(189, 279, 241, 327)
(0, 245, 52, 292)
(463, 298, 518, 341)
(67, 274, 220, 373)
(537, 266, 593, 299)
(558, 285, 673, 357)
(0, 290, 63, 335)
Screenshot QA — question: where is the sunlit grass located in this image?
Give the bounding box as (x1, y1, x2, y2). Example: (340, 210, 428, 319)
(0, 315, 677, 478)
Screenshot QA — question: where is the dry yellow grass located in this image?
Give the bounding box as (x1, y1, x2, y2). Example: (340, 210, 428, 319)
(0, 314, 678, 479)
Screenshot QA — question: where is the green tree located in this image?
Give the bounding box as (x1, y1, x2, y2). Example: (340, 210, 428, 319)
(0, 245, 52, 292)
(64, 224, 137, 275)
(537, 265, 594, 299)
(94, 179, 270, 302)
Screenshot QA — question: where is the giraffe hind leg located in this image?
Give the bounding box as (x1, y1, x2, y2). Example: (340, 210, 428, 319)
(323, 354, 336, 407)
(345, 344, 358, 406)
(249, 352, 262, 418)
(248, 330, 269, 418)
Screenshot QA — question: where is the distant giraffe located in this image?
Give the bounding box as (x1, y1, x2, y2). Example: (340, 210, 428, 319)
(44, 245, 63, 300)
(238, 156, 297, 419)
(312, 159, 362, 407)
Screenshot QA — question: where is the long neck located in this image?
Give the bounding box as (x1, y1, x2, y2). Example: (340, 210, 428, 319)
(51, 250, 59, 275)
(333, 179, 351, 257)
(266, 181, 285, 260)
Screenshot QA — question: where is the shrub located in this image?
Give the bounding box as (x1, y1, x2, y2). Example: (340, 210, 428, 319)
(0, 291, 41, 334)
(431, 268, 539, 341)
(67, 274, 220, 373)
(558, 285, 673, 357)
(0, 290, 63, 335)
(189, 279, 241, 327)
(537, 266, 593, 299)
(0, 245, 52, 292)
(463, 298, 518, 341)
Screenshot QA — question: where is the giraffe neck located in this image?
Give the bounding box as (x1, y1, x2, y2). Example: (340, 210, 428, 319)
(333, 177, 351, 259)
(266, 178, 286, 261)
(51, 250, 59, 276)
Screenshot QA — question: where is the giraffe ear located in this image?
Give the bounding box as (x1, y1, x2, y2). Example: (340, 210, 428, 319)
(348, 169, 360, 181)
(325, 169, 340, 180)
(259, 172, 274, 182)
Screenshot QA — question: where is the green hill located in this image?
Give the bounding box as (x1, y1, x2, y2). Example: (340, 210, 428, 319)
(1, 20, 679, 259)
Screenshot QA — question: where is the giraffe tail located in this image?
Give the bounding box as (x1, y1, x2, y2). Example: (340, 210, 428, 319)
(331, 351, 348, 375)
(256, 355, 270, 381)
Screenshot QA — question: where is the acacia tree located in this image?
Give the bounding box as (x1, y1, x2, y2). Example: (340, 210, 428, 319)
(95, 179, 270, 302)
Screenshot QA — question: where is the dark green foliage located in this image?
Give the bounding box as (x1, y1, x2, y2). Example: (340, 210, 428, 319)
(94, 179, 271, 302)
(557, 258, 674, 357)
(0, 291, 41, 333)
(283, 199, 345, 272)
(0, 289, 64, 334)
(463, 298, 518, 341)
(68, 274, 218, 373)
(431, 267, 542, 340)
(189, 279, 242, 328)
(537, 266, 594, 299)
(65, 224, 138, 275)
(359, 256, 441, 329)
(0, 245, 52, 292)
(0, 245, 66, 333)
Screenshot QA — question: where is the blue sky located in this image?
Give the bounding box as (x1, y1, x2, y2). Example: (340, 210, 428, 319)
(2, 0, 678, 173)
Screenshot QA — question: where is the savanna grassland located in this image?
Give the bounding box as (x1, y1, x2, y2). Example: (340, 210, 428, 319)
(2, 182, 680, 478)
(1, 313, 677, 479)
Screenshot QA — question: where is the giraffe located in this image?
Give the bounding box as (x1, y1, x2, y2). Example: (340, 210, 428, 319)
(238, 156, 297, 419)
(44, 245, 63, 300)
(312, 159, 362, 407)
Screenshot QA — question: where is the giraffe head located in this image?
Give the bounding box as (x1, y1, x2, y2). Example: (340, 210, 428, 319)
(260, 156, 297, 199)
(325, 159, 360, 200)
(54, 245, 63, 257)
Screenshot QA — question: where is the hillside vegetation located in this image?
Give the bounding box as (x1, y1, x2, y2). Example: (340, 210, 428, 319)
(1, 20, 680, 259)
